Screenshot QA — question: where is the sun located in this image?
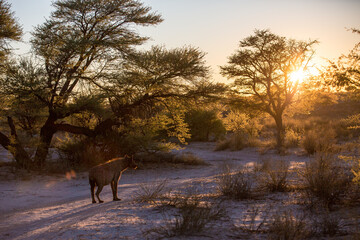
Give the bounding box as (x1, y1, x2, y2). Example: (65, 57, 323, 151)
(289, 67, 319, 84)
(289, 69, 307, 83)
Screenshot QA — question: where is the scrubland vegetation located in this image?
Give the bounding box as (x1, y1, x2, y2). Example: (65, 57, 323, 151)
(0, 0, 360, 239)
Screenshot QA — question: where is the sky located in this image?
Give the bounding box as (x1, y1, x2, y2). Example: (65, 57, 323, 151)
(7, 0, 360, 82)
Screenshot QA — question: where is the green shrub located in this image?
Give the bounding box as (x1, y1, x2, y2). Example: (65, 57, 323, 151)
(185, 109, 226, 142)
(223, 111, 262, 138)
(56, 135, 106, 168)
(215, 111, 262, 151)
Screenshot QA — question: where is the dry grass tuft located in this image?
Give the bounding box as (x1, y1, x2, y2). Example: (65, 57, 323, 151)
(133, 179, 170, 204)
(267, 210, 309, 240)
(145, 190, 226, 238)
(215, 133, 247, 151)
(310, 211, 343, 237)
(257, 158, 290, 192)
(237, 205, 270, 234)
(218, 165, 255, 200)
(172, 152, 207, 166)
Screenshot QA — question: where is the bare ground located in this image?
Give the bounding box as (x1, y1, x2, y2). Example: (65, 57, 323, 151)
(0, 143, 358, 239)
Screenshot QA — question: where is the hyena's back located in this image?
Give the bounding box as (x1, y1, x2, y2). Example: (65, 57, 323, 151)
(89, 165, 112, 186)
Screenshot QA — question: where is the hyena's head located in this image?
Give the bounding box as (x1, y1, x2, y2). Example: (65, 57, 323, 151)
(125, 155, 138, 169)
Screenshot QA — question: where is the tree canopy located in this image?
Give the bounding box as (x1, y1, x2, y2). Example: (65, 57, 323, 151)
(0, 0, 163, 168)
(0, 0, 22, 63)
(327, 28, 360, 92)
(0, 0, 225, 169)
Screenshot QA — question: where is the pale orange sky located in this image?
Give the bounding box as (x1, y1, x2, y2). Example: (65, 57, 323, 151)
(8, 0, 360, 82)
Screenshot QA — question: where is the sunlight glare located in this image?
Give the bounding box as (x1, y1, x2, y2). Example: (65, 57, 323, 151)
(289, 67, 319, 84)
(289, 69, 306, 83)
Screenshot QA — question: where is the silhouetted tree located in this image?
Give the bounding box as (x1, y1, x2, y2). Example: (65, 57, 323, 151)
(0, 0, 22, 63)
(327, 28, 360, 91)
(221, 29, 317, 152)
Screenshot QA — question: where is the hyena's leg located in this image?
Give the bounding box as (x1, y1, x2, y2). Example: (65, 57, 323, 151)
(90, 179, 96, 203)
(112, 175, 121, 201)
(96, 185, 104, 203)
(111, 180, 119, 201)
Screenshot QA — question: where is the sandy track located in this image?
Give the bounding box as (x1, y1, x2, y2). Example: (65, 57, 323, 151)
(0, 161, 224, 239)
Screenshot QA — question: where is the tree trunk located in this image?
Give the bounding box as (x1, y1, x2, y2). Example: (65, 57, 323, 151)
(274, 114, 285, 154)
(0, 131, 32, 168)
(0, 117, 32, 168)
(34, 116, 57, 169)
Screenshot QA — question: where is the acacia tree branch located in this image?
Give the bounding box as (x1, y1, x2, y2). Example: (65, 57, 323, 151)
(54, 123, 94, 137)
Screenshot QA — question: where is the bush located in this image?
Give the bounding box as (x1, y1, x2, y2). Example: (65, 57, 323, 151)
(237, 205, 270, 234)
(216, 111, 262, 151)
(257, 158, 289, 192)
(223, 111, 262, 138)
(185, 109, 226, 142)
(215, 132, 260, 151)
(338, 114, 360, 139)
(267, 210, 309, 240)
(145, 191, 225, 238)
(310, 211, 342, 237)
(215, 133, 246, 151)
(136, 152, 206, 167)
(134, 179, 169, 204)
(218, 165, 255, 199)
(285, 128, 302, 148)
(302, 128, 336, 155)
(172, 152, 207, 165)
(302, 130, 317, 155)
(56, 135, 107, 168)
(171, 196, 225, 236)
(341, 155, 360, 186)
(300, 153, 351, 208)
